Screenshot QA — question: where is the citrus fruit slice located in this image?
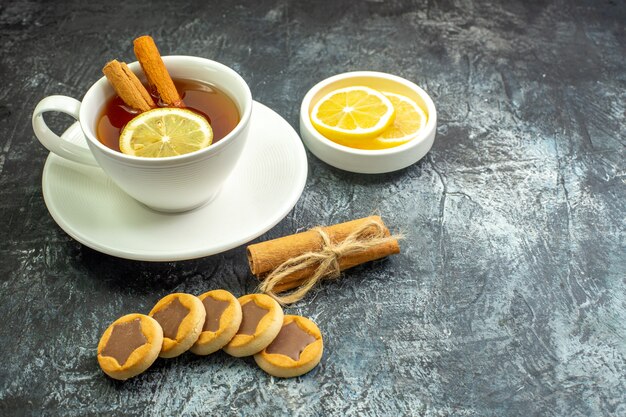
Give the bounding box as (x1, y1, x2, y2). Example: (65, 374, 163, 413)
(310, 86, 396, 145)
(353, 92, 427, 150)
(119, 108, 213, 158)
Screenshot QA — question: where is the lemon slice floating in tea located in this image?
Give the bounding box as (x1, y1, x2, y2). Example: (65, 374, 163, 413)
(359, 92, 427, 150)
(310, 86, 396, 145)
(119, 108, 213, 158)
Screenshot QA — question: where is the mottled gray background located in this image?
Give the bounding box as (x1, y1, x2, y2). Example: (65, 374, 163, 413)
(0, 0, 624, 416)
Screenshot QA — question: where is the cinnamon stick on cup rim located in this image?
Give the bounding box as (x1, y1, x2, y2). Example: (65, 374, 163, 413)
(102, 60, 155, 112)
(133, 35, 184, 108)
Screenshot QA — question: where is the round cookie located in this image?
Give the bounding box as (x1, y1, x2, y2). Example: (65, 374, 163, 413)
(149, 293, 206, 358)
(97, 313, 163, 380)
(254, 315, 323, 378)
(190, 289, 242, 355)
(223, 294, 283, 357)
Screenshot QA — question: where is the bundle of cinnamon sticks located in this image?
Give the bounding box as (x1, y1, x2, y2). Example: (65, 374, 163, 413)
(248, 216, 401, 304)
(102, 36, 183, 112)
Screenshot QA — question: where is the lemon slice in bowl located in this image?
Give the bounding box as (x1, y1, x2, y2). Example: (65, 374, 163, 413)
(119, 108, 213, 158)
(310, 86, 396, 146)
(359, 92, 427, 150)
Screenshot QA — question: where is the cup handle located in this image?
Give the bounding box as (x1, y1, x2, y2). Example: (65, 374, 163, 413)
(32, 95, 98, 166)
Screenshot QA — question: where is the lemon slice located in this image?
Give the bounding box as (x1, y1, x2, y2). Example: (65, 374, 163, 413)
(119, 108, 213, 158)
(359, 92, 427, 150)
(310, 86, 396, 145)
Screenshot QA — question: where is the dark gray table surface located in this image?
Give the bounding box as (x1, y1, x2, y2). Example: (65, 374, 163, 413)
(1, 0, 624, 416)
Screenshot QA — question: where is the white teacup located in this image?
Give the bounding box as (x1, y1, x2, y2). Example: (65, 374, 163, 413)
(33, 56, 252, 212)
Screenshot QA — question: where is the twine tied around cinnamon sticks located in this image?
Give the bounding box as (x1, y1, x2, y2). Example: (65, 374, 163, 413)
(249, 216, 401, 305)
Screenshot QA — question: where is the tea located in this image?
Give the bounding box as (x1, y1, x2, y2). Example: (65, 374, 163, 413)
(97, 79, 240, 152)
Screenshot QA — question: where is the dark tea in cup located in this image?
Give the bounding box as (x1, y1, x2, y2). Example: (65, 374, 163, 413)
(97, 79, 240, 153)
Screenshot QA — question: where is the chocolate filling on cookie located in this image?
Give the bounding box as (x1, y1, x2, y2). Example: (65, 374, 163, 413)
(265, 321, 316, 361)
(152, 297, 190, 339)
(237, 302, 269, 335)
(201, 297, 230, 332)
(101, 318, 147, 366)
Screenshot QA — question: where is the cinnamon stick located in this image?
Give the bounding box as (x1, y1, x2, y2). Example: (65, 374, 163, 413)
(247, 216, 400, 291)
(102, 60, 155, 112)
(133, 36, 183, 107)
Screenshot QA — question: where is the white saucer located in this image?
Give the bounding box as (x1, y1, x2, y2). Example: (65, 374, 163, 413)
(41, 101, 308, 261)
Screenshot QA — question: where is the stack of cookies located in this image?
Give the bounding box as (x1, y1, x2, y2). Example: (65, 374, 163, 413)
(97, 291, 323, 380)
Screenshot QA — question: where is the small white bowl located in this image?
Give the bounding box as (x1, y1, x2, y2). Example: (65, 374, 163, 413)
(299, 71, 437, 174)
